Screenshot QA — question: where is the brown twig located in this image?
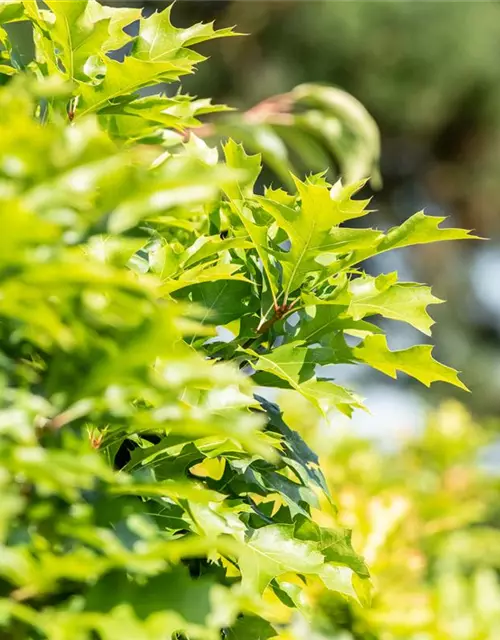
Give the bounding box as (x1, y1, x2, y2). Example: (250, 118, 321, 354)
(183, 91, 296, 142)
(34, 400, 93, 434)
(243, 91, 294, 123)
(256, 300, 296, 334)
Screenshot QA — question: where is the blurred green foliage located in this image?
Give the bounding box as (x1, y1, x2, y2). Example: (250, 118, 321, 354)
(305, 401, 500, 640)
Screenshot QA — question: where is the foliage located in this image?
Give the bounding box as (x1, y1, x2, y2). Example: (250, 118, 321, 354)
(0, 2, 476, 639)
(299, 401, 500, 640)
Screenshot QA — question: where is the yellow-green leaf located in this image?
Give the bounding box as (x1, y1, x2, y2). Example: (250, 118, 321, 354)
(354, 334, 468, 390)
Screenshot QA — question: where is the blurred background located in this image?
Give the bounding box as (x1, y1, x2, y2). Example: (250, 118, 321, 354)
(110, 0, 500, 437)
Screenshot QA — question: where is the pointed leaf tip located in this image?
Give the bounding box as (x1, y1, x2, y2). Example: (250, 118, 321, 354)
(354, 334, 469, 391)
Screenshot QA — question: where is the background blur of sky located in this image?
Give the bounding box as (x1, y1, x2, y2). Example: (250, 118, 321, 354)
(121, 0, 500, 434)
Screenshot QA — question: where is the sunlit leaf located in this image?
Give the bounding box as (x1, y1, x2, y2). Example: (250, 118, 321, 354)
(354, 334, 469, 390)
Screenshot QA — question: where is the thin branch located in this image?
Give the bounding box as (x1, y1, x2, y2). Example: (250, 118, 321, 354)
(183, 90, 296, 142)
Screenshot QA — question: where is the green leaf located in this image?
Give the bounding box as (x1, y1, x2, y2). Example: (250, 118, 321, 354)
(77, 56, 194, 118)
(44, 1, 118, 81)
(353, 334, 469, 390)
(85, 3, 142, 52)
(239, 524, 325, 593)
(101, 95, 230, 132)
(258, 177, 371, 298)
(246, 342, 364, 415)
(335, 272, 443, 336)
(296, 301, 382, 345)
(314, 226, 384, 261)
(378, 211, 481, 253)
(162, 263, 251, 294)
(240, 521, 368, 601)
(227, 123, 293, 189)
(226, 616, 277, 640)
(257, 395, 329, 495)
(222, 142, 280, 303)
(0, 3, 24, 24)
(133, 5, 237, 63)
(40, 1, 141, 88)
(181, 235, 253, 269)
(293, 515, 369, 578)
(0, 63, 16, 75)
(174, 280, 256, 326)
(223, 139, 262, 199)
(109, 480, 225, 504)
